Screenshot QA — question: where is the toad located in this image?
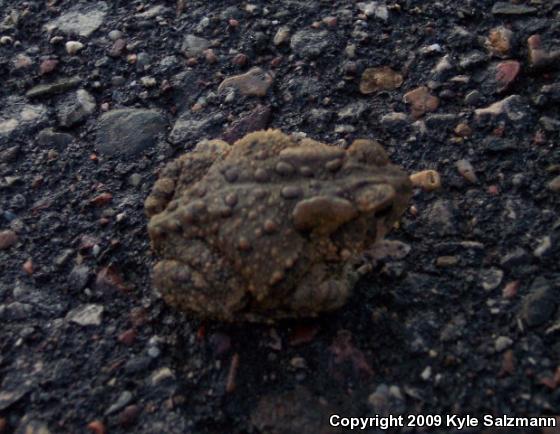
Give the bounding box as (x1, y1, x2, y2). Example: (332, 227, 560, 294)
(145, 130, 411, 322)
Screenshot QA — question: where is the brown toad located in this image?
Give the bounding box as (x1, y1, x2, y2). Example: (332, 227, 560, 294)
(145, 130, 411, 322)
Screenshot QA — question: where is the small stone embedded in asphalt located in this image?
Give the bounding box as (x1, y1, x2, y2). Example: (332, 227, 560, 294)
(290, 30, 330, 58)
(56, 89, 96, 127)
(0, 230, 17, 250)
(218, 67, 274, 97)
(66, 304, 104, 326)
(403, 86, 439, 118)
(533, 236, 552, 258)
(359, 66, 403, 94)
(68, 265, 91, 291)
(410, 170, 442, 191)
(168, 112, 224, 145)
(39, 59, 59, 75)
(65, 41, 84, 55)
(495, 336, 513, 352)
(485, 26, 514, 58)
(26, 76, 82, 98)
(480, 268, 504, 291)
(491, 2, 536, 15)
(357, 2, 389, 20)
(95, 109, 167, 156)
(527, 35, 560, 69)
(495, 60, 520, 93)
(105, 390, 133, 415)
(222, 105, 271, 144)
(0, 97, 48, 143)
(475, 95, 527, 122)
(36, 128, 74, 148)
(547, 176, 560, 192)
(456, 159, 477, 183)
(44, 2, 108, 37)
(520, 277, 557, 327)
(181, 34, 210, 57)
(273, 26, 290, 46)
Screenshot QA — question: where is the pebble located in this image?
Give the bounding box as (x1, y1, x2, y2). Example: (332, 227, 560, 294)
(436, 256, 458, 267)
(151, 367, 175, 385)
(57, 89, 96, 127)
(533, 236, 552, 258)
(475, 95, 526, 122)
(181, 34, 210, 57)
(66, 304, 104, 326)
(118, 405, 140, 427)
(290, 30, 330, 58)
(495, 60, 520, 93)
(492, 2, 536, 15)
(95, 109, 167, 156)
(485, 26, 513, 58)
(222, 105, 271, 144)
(547, 175, 560, 192)
(359, 66, 403, 94)
(140, 76, 157, 88)
(273, 26, 290, 46)
(357, 1, 389, 20)
(65, 41, 84, 55)
(87, 420, 106, 434)
(0, 230, 17, 250)
(108, 30, 123, 41)
(13, 54, 32, 69)
(109, 38, 126, 57)
(455, 159, 477, 183)
(39, 59, 58, 75)
(106, 391, 133, 415)
(480, 268, 504, 291)
(26, 76, 82, 98)
(44, 2, 107, 37)
(495, 336, 513, 352)
(502, 281, 519, 299)
(218, 67, 273, 97)
(520, 277, 557, 327)
(169, 112, 224, 145)
(539, 116, 560, 132)
(403, 86, 439, 118)
(464, 90, 483, 106)
(528, 35, 560, 69)
(454, 123, 472, 137)
(409, 170, 441, 191)
(459, 50, 487, 70)
(420, 366, 432, 380)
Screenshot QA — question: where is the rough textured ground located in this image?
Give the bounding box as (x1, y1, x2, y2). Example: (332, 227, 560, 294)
(0, 0, 559, 433)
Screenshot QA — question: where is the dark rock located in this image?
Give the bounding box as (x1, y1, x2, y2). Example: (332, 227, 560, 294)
(492, 2, 536, 15)
(56, 89, 96, 127)
(68, 265, 91, 291)
(36, 128, 74, 148)
(181, 34, 210, 57)
(26, 76, 82, 98)
(95, 109, 167, 156)
(222, 105, 271, 144)
(290, 30, 330, 58)
(168, 112, 224, 145)
(520, 277, 557, 327)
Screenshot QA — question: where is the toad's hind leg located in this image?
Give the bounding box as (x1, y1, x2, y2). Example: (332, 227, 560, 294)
(153, 259, 247, 321)
(288, 263, 355, 316)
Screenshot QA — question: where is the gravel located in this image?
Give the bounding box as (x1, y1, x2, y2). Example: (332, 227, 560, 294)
(0, 0, 559, 433)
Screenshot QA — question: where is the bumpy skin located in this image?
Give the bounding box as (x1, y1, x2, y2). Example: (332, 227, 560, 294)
(145, 130, 412, 322)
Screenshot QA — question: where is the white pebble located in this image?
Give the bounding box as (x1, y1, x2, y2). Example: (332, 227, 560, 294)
(65, 40, 84, 55)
